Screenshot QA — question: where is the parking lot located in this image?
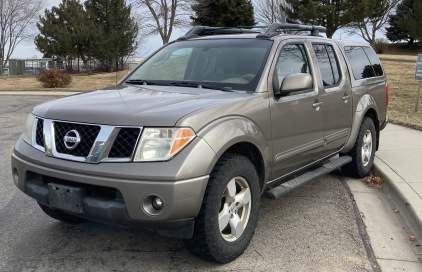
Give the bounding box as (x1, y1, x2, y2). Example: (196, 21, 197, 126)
(0, 95, 375, 271)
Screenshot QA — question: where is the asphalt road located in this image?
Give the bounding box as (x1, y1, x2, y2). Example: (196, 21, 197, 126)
(0, 95, 375, 271)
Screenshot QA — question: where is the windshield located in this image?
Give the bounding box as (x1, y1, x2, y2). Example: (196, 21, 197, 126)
(126, 39, 273, 92)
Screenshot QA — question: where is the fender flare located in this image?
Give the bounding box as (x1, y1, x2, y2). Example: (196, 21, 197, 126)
(197, 116, 270, 187)
(342, 94, 379, 153)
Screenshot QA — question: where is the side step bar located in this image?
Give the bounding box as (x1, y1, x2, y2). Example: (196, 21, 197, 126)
(265, 156, 352, 200)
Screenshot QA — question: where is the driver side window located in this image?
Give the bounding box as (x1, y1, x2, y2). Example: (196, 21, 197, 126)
(274, 44, 311, 90)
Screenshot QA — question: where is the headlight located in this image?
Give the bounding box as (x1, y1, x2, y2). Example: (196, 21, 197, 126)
(23, 113, 36, 145)
(134, 128, 195, 161)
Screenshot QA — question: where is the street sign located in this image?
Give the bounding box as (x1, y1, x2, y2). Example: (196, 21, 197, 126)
(415, 54, 422, 112)
(416, 54, 422, 81)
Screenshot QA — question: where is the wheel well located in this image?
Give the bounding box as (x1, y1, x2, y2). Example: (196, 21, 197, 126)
(365, 109, 380, 150)
(223, 142, 265, 193)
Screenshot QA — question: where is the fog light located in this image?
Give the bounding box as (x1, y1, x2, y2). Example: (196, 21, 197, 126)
(143, 195, 165, 215)
(152, 197, 164, 210)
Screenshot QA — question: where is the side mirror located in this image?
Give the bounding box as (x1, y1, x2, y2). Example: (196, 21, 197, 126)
(279, 73, 313, 95)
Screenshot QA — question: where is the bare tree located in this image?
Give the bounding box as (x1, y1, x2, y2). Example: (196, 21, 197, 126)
(254, 0, 286, 25)
(346, 0, 399, 44)
(134, 0, 191, 45)
(0, 0, 45, 74)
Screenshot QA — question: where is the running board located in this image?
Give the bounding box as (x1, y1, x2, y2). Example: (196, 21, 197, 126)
(265, 156, 352, 200)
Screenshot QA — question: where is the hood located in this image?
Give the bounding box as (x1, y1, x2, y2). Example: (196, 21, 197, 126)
(33, 84, 251, 127)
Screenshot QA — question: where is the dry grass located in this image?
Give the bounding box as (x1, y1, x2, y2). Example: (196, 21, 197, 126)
(0, 70, 129, 92)
(382, 56, 422, 130)
(379, 54, 417, 62)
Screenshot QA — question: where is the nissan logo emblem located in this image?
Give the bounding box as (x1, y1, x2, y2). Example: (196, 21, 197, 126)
(63, 130, 81, 150)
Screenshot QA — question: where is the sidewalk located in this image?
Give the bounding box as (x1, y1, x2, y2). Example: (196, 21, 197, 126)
(375, 124, 422, 243)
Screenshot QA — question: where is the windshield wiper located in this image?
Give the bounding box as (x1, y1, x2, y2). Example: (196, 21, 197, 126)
(125, 79, 169, 86)
(169, 81, 234, 92)
(127, 80, 234, 92)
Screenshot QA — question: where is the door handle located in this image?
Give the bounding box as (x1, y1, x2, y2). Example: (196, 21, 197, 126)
(342, 95, 350, 102)
(312, 101, 322, 111)
(313, 102, 323, 108)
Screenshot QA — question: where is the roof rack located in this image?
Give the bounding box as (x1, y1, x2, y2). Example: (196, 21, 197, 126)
(176, 23, 327, 41)
(256, 23, 327, 38)
(177, 26, 262, 40)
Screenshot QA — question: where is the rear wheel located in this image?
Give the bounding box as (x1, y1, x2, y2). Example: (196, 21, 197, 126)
(184, 153, 260, 263)
(38, 202, 86, 224)
(342, 117, 376, 178)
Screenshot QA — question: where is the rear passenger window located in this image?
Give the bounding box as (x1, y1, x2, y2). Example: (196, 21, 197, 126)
(363, 47, 384, 76)
(344, 46, 380, 80)
(312, 44, 341, 87)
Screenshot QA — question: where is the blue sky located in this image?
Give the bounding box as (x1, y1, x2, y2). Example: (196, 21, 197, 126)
(12, 0, 369, 59)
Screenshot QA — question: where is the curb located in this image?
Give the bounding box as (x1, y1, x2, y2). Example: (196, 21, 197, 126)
(374, 157, 422, 243)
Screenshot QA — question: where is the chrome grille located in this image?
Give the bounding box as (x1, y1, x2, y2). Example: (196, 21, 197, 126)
(31, 118, 142, 163)
(54, 122, 101, 157)
(108, 128, 140, 158)
(35, 118, 44, 147)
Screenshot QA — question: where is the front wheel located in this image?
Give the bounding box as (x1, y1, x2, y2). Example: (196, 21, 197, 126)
(342, 117, 377, 178)
(184, 153, 260, 263)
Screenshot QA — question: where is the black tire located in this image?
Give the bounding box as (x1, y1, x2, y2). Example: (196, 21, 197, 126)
(184, 153, 260, 263)
(342, 117, 377, 178)
(38, 202, 86, 224)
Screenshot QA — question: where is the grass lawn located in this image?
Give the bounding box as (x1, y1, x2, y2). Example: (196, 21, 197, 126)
(1, 54, 422, 130)
(382, 56, 422, 130)
(0, 70, 129, 92)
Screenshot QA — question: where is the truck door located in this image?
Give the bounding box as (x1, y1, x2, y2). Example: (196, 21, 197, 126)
(311, 43, 353, 157)
(269, 41, 324, 179)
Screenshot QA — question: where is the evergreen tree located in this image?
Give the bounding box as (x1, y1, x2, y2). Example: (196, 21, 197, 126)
(191, 0, 255, 27)
(35, 0, 97, 74)
(282, 0, 366, 38)
(386, 0, 417, 45)
(36, 0, 138, 74)
(85, 0, 138, 72)
(400, 0, 422, 42)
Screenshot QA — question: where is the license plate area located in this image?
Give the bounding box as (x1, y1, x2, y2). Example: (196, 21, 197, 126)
(48, 183, 86, 213)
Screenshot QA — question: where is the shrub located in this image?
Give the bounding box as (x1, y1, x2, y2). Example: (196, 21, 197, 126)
(37, 68, 72, 88)
(372, 38, 387, 54)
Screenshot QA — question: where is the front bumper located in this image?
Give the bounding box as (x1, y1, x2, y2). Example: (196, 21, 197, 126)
(11, 137, 211, 238)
